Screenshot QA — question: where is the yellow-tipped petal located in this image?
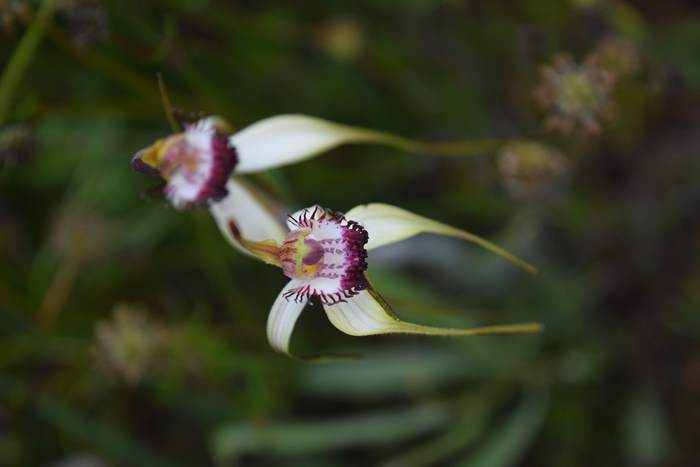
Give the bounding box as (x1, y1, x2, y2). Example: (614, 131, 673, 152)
(131, 139, 167, 175)
(345, 203, 537, 274)
(324, 287, 542, 337)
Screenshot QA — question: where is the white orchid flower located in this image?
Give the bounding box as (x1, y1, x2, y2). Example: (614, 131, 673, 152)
(211, 202, 541, 357)
(131, 114, 502, 208)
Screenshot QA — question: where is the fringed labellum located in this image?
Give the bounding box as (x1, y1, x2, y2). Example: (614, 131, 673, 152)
(280, 207, 369, 305)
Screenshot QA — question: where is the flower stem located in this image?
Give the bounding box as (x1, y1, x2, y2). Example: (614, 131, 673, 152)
(157, 73, 181, 132)
(0, 0, 56, 125)
(348, 127, 508, 157)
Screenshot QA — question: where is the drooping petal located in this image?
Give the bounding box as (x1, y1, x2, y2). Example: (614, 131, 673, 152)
(267, 279, 309, 355)
(209, 178, 286, 262)
(345, 203, 537, 273)
(323, 287, 542, 337)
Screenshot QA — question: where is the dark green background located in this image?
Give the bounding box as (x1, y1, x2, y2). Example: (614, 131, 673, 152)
(1, 0, 699, 466)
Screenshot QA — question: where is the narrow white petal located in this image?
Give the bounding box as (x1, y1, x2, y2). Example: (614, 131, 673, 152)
(345, 203, 536, 273)
(267, 279, 310, 354)
(209, 177, 287, 258)
(324, 288, 542, 337)
(231, 115, 389, 174)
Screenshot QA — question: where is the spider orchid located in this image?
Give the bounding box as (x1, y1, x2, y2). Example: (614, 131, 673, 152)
(211, 202, 541, 357)
(131, 113, 501, 208)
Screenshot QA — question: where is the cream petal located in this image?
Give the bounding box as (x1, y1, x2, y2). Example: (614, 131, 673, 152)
(323, 288, 542, 337)
(345, 203, 537, 273)
(231, 114, 405, 174)
(231, 115, 506, 174)
(266, 279, 310, 355)
(209, 177, 286, 259)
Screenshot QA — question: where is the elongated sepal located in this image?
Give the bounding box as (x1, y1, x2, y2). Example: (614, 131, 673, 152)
(345, 203, 537, 274)
(231, 115, 370, 173)
(231, 114, 504, 174)
(323, 286, 542, 337)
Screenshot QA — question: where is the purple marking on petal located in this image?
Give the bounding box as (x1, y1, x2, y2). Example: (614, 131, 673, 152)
(285, 207, 370, 304)
(131, 151, 161, 177)
(196, 131, 238, 205)
(339, 220, 369, 293)
(303, 238, 324, 265)
(153, 121, 239, 208)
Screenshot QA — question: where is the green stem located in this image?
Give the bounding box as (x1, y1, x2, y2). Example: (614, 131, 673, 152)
(157, 72, 181, 132)
(0, 0, 56, 125)
(347, 127, 508, 157)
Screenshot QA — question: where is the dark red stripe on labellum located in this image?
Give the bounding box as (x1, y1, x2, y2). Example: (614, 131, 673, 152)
(196, 132, 238, 204)
(283, 207, 370, 305)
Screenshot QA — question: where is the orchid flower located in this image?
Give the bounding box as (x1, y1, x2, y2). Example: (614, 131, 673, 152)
(211, 202, 541, 357)
(130, 113, 500, 208)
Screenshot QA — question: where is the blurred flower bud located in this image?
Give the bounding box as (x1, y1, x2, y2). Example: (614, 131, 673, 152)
(56, 0, 110, 49)
(49, 207, 110, 265)
(498, 142, 569, 199)
(534, 53, 616, 135)
(316, 16, 364, 62)
(594, 36, 641, 78)
(38, 207, 113, 329)
(93, 304, 168, 386)
(0, 124, 33, 168)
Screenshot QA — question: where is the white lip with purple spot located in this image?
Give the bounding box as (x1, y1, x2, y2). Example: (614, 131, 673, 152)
(279, 206, 369, 305)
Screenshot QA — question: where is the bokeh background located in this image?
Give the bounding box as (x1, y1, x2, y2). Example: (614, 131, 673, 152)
(2, 0, 700, 466)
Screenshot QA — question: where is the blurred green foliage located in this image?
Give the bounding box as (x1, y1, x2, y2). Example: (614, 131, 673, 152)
(2, 0, 700, 466)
